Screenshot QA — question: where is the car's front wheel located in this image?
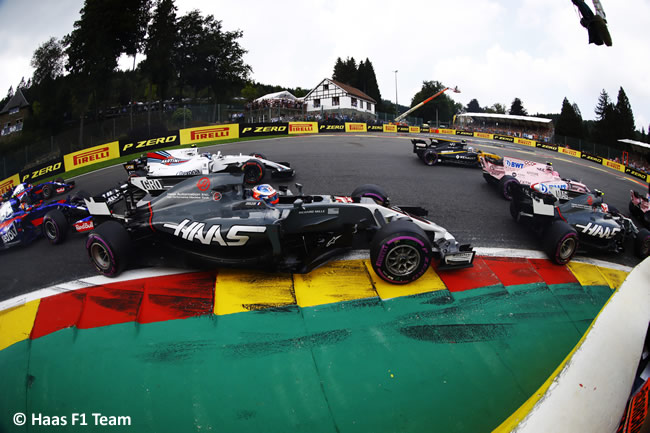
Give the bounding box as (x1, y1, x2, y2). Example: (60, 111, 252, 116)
(635, 228, 650, 258)
(370, 220, 432, 284)
(86, 221, 131, 277)
(242, 159, 265, 185)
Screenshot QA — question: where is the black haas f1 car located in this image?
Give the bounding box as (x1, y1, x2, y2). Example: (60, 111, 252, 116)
(629, 186, 650, 229)
(0, 189, 92, 250)
(123, 147, 295, 185)
(83, 174, 475, 283)
(510, 183, 650, 264)
(412, 137, 493, 167)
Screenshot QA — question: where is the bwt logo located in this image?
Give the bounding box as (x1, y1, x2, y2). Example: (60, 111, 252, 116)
(190, 127, 230, 140)
(73, 147, 109, 165)
(290, 124, 314, 132)
(506, 160, 524, 169)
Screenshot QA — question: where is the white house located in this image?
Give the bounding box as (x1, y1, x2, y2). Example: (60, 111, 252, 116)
(303, 79, 376, 118)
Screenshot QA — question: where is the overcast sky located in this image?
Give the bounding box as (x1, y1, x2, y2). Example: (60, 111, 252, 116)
(0, 0, 648, 131)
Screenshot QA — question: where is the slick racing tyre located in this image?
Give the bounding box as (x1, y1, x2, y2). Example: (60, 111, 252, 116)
(41, 183, 54, 200)
(422, 150, 438, 166)
(351, 184, 389, 206)
(249, 152, 267, 161)
(634, 229, 650, 258)
(499, 175, 519, 200)
(370, 220, 432, 284)
(543, 221, 578, 265)
(42, 209, 68, 244)
(242, 159, 265, 185)
(86, 221, 131, 277)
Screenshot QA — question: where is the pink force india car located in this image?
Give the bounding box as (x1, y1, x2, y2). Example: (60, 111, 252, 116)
(629, 185, 650, 229)
(479, 154, 591, 201)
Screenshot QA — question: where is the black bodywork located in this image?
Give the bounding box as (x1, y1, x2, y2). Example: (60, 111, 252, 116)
(511, 183, 648, 261)
(412, 138, 481, 167)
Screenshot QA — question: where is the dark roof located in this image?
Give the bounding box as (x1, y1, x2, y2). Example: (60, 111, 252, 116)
(1, 88, 30, 114)
(330, 79, 377, 104)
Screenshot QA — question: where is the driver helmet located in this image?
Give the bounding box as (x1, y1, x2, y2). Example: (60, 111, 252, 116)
(252, 184, 279, 206)
(545, 162, 553, 171)
(12, 183, 27, 197)
(600, 203, 609, 213)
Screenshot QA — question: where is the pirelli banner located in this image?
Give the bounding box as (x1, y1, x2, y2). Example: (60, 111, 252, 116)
(602, 159, 625, 173)
(438, 129, 456, 135)
(581, 151, 603, 164)
(288, 122, 318, 135)
(474, 132, 493, 140)
(0, 173, 20, 196)
(409, 126, 420, 134)
(180, 124, 239, 146)
(559, 147, 581, 158)
(493, 134, 514, 143)
(455, 130, 473, 137)
(535, 142, 558, 152)
(319, 123, 346, 133)
(20, 157, 65, 183)
(383, 124, 397, 133)
(517, 138, 537, 148)
(367, 125, 383, 132)
(120, 131, 180, 156)
(64, 141, 120, 172)
(240, 123, 288, 138)
(345, 122, 367, 133)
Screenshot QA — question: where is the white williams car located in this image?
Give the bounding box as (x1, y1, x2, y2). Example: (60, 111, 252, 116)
(123, 147, 295, 185)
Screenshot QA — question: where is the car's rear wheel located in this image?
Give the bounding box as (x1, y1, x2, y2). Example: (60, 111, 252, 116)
(86, 221, 131, 277)
(499, 175, 519, 200)
(43, 209, 68, 244)
(635, 229, 650, 258)
(242, 159, 265, 185)
(42, 184, 54, 200)
(422, 150, 438, 166)
(370, 220, 432, 284)
(351, 184, 389, 206)
(543, 221, 578, 265)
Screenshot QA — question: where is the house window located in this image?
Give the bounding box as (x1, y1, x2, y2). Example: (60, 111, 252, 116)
(351, 98, 357, 107)
(323, 84, 329, 91)
(332, 97, 339, 106)
(9, 107, 19, 115)
(314, 99, 320, 108)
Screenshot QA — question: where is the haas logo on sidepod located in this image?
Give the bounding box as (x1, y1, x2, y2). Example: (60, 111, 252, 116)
(575, 222, 620, 239)
(163, 219, 266, 246)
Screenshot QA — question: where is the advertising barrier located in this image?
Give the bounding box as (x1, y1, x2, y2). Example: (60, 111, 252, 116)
(474, 132, 493, 139)
(20, 157, 65, 183)
(625, 167, 649, 182)
(456, 130, 473, 137)
(179, 124, 239, 146)
(288, 122, 318, 135)
(581, 151, 603, 165)
(64, 141, 120, 172)
(367, 125, 383, 132)
(559, 147, 581, 158)
(493, 134, 515, 143)
(345, 122, 367, 133)
(602, 159, 625, 173)
(397, 126, 409, 133)
(420, 127, 430, 133)
(0, 174, 20, 196)
(409, 126, 420, 134)
(516, 138, 537, 148)
(120, 132, 180, 156)
(239, 123, 289, 138)
(319, 124, 346, 133)
(383, 125, 397, 133)
(535, 142, 558, 152)
(438, 129, 456, 135)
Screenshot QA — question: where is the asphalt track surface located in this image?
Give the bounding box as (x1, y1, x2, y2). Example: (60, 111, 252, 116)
(1, 133, 647, 302)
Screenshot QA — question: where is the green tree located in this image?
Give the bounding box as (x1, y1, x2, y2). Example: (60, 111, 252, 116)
(142, 0, 178, 108)
(332, 56, 357, 85)
(593, 89, 616, 144)
(410, 81, 458, 124)
(467, 98, 481, 113)
(556, 97, 583, 138)
(117, 0, 152, 69)
(484, 103, 506, 114)
(614, 87, 635, 139)
(509, 98, 527, 116)
(357, 58, 381, 103)
(31, 37, 66, 85)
